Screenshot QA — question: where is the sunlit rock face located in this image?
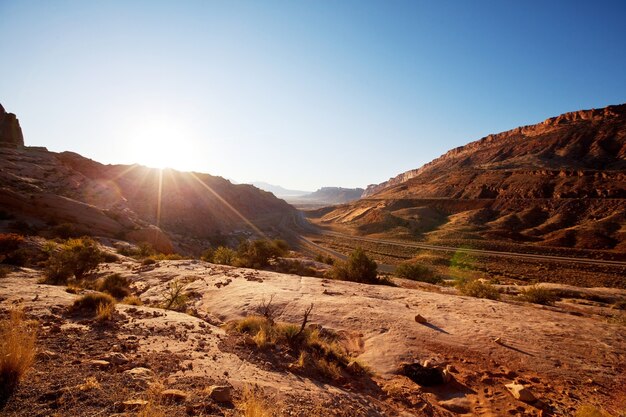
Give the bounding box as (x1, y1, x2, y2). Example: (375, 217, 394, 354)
(0, 103, 24, 148)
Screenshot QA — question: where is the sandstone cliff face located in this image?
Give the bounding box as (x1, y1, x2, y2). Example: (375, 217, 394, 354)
(318, 104, 626, 250)
(0, 104, 24, 148)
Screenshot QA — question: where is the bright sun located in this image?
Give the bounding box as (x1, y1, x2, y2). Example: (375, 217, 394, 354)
(126, 118, 197, 170)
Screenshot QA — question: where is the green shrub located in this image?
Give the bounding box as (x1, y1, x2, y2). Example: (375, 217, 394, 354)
(200, 247, 215, 262)
(519, 285, 558, 305)
(98, 273, 131, 299)
(457, 279, 500, 300)
(235, 239, 288, 269)
(212, 246, 237, 265)
(395, 263, 441, 284)
(329, 248, 379, 284)
(44, 238, 102, 284)
(0, 233, 24, 255)
(70, 292, 115, 315)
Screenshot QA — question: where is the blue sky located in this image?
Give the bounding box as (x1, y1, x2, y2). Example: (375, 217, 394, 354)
(1, 1, 625, 190)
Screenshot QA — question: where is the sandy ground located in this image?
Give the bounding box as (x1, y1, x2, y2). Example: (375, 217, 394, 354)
(1, 260, 625, 416)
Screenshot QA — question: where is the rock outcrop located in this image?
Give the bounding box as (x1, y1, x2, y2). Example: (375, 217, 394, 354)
(0, 103, 24, 148)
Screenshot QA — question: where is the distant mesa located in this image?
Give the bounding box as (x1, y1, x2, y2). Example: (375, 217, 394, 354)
(0, 103, 24, 148)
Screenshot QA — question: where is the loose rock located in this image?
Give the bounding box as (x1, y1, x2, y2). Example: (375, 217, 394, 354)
(207, 385, 232, 403)
(505, 383, 536, 402)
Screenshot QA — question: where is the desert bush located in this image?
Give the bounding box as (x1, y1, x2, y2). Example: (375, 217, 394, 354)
(98, 273, 131, 299)
(274, 259, 317, 276)
(160, 280, 188, 311)
(200, 247, 215, 262)
(228, 303, 359, 382)
(142, 258, 157, 266)
(0, 233, 24, 255)
(44, 238, 102, 284)
(329, 247, 379, 284)
(0, 309, 37, 403)
(70, 292, 115, 316)
(212, 246, 237, 265)
(457, 279, 500, 300)
(394, 263, 441, 284)
(519, 285, 558, 305)
(122, 295, 143, 306)
(235, 239, 288, 269)
(0, 265, 11, 278)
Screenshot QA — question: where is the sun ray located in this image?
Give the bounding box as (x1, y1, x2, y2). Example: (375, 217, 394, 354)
(156, 168, 163, 227)
(188, 172, 267, 239)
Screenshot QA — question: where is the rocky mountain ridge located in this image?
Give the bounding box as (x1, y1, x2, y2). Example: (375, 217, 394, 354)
(314, 103, 626, 251)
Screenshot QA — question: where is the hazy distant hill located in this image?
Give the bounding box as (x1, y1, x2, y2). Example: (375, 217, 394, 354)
(289, 187, 364, 205)
(249, 181, 311, 198)
(312, 104, 626, 251)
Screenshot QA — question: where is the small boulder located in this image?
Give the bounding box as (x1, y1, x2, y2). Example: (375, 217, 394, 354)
(414, 314, 428, 323)
(207, 385, 231, 403)
(88, 359, 111, 369)
(121, 399, 148, 410)
(505, 383, 536, 402)
(107, 352, 129, 365)
(399, 363, 444, 386)
(124, 367, 155, 382)
(161, 389, 189, 403)
(439, 396, 471, 414)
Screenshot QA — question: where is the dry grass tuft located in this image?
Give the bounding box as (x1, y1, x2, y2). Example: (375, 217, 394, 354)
(135, 381, 167, 417)
(70, 292, 116, 317)
(237, 385, 279, 417)
(0, 309, 37, 403)
(575, 404, 613, 417)
(519, 285, 558, 305)
(78, 376, 101, 391)
(122, 295, 143, 306)
(96, 302, 115, 321)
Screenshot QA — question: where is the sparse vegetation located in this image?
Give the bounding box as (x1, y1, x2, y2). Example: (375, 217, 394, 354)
(122, 295, 143, 306)
(44, 238, 102, 284)
(96, 302, 115, 321)
(575, 405, 613, 417)
(0, 265, 11, 278)
(204, 239, 289, 270)
(237, 385, 278, 417)
(228, 299, 361, 382)
(98, 273, 131, 299)
(211, 246, 237, 265)
(519, 285, 558, 305)
(70, 292, 115, 316)
(457, 279, 500, 300)
(394, 262, 441, 284)
(160, 280, 188, 311)
(329, 247, 385, 285)
(0, 309, 37, 404)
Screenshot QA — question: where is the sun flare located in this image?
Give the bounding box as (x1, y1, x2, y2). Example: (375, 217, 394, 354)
(125, 117, 197, 170)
